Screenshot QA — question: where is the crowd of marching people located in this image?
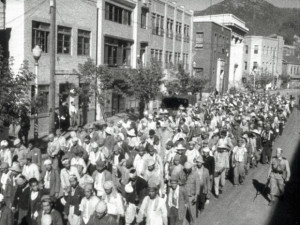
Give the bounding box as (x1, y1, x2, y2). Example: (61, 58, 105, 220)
(0, 91, 295, 225)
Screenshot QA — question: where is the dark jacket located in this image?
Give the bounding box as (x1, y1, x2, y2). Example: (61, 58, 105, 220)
(86, 213, 118, 225)
(167, 186, 189, 220)
(12, 184, 30, 210)
(126, 177, 148, 206)
(64, 184, 85, 216)
(40, 169, 60, 196)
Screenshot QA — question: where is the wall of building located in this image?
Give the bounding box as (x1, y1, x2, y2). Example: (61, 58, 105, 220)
(192, 22, 231, 92)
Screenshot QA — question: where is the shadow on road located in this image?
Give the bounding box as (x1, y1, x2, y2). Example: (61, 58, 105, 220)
(252, 179, 270, 203)
(267, 139, 300, 225)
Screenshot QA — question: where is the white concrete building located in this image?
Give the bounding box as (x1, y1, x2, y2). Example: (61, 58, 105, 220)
(193, 14, 249, 88)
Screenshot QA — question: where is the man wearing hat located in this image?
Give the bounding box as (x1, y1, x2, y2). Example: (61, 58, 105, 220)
(213, 143, 230, 198)
(144, 158, 165, 197)
(4, 163, 22, 208)
(12, 175, 30, 225)
(267, 148, 291, 206)
(179, 162, 198, 225)
(167, 176, 189, 225)
(92, 161, 112, 198)
(64, 175, 85, 225)
(133, 146, 148, 177)
(60, 156, 80, 192)
(37, 195, 63, 225)
(261, 124, 275, 164)
(46, 134, 60, 169)
(13, 138, 28, 167)
(40, 159, 60, 198)
(86, 201, 118, 225)
(27, 140, 42, 168)
(0, 162, 13, 209)
(22, 152, 40, 181)
(79, 184, 100, 225)
(185, 141, 200, 164)
(0, 193, 13, 225)
(103, 181, 124, 223)
(232, 138, 248, 186)
(195, 155, 210, 213)
(137, 182, 168, 225)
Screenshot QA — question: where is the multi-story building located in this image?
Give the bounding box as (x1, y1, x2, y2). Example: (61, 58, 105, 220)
(193, 14, 249, 88)
(282, 45, 300, 88)
(243, 35, 284, 86)
(6, 0, 97, 137)
(97, 0, 193, 116)
(4, 0, 193, 136)
(192, 21, 231, 93)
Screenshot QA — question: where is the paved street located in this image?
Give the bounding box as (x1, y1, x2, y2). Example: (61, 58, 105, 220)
(195, 107, 300, 225)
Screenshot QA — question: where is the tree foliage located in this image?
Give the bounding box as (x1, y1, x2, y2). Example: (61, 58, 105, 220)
(0, 53, 35, 125)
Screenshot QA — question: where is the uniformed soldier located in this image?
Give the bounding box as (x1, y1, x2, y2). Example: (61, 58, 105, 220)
(267, 148, 291, 206)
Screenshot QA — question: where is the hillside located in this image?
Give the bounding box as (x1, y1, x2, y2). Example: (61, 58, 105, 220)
(195, 0, 300, 44)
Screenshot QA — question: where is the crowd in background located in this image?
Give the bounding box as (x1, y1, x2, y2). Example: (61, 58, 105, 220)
(0, 91, 295, 225)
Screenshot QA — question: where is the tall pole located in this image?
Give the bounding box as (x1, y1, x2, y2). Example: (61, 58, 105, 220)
(34, 61, 39, 140)
(49, 0, 56, 133)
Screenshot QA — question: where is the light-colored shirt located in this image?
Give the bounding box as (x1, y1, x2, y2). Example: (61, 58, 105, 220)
(232, 146, 247, 163)
(22, 163, 40, 181)
(103, 192, 125, 216)
(80, 196, 100, 224)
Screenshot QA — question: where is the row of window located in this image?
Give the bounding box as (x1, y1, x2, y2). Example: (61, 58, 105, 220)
(245, 45, 277, 56)
(151, 49, 189, 66)
(152, 13, 164, 36)
(195, 32, 229, 53)
(32, 21, 90, 55)
(289, 65, 300, 75)
(105, 2, 131, 26)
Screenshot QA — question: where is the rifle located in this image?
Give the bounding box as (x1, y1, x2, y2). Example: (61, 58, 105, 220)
(253, 178, 270, 202)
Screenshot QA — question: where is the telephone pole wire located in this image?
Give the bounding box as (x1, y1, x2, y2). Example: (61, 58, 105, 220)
(49, 0, 56, 133)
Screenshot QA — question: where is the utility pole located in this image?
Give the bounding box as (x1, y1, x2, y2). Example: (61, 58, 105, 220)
(49, 0, 56, 133)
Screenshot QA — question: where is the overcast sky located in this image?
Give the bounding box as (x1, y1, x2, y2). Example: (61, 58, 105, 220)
(176, 0, 300, 11)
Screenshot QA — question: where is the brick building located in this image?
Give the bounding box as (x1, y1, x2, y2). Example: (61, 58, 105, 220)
(192, 21, 231, 93)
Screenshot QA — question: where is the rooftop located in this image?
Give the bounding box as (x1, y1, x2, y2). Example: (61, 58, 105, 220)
(193, 14, 249, 33)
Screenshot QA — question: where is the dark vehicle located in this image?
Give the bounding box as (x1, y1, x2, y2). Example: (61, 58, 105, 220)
(161, 95, 196, 110)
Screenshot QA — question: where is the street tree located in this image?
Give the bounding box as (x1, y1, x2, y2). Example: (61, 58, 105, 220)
(0, 52, 35, 126)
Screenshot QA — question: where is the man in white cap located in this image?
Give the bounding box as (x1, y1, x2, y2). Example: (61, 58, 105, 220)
(92, 161, 112, 198)
(231, 138, 248, 186)
(185, 141, 200, 164)
(79, 184, 100, 225)
(41, 159, 60, 198)
(137, 182, 168, 225)
(133, 146, 148, 177)
(13, 138, 28, 167)
(87, 201, 118, 225)
(22, 152, 40, 181)
(213, 143, 230, 198)
(267, 148, 290, 206)
(103, 181, 124, 223)
(0, 140, 12, 167)
(60, 155, 80, 192)
(87, 142, 105, 174)
(0, 193, 13, 225)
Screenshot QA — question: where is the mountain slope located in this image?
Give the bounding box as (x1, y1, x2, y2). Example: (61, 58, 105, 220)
(194, 0, 300, 44)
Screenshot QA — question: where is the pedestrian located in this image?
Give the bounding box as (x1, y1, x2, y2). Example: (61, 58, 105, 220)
(0, 162, 12, 207)
(267, 148, 290, 206)
(28, 178, 42, 225)
(79, 184, 100, 225)
(19, 109, 30, 147)
(12, 175, 30, 225)
(261, 124, 275, 164)
(0, 140, 12, 167)
(40, 159, 60, 199)
(60, 156, 80, 193)
(92, 161, 112, 198)
(37, 195, 63, 225)
(86, 201, 118, 225)
(13, 138, 28, 168)
(47, 134, 60, 169)
(0, 193, 13, 225)
(27, 140, 42, 169)
(167, 176, 189, 225)
(231, 138, 247, 186)
(137, 182, 168, 225)
(63, 175, 85, 225)
(22, 152, 40, 181)
(69, 101, 78, 128)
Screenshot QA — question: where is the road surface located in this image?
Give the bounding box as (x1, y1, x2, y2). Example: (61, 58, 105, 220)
(195, 107, 300, 225)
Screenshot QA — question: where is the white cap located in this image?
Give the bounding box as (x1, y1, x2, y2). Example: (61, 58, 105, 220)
(0, 140, 8, 147)
(95, 201, 107, 213)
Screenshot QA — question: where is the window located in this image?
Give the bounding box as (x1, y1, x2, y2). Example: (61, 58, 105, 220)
(254, 45, 258, 54)
(167, 19, 173, 38)
(195, 32, 204, 49)
(253, 61, 258, 69)
(77, 30, 90, 56)
(175, 22, 182, 41)
(57, 26, 71, 54)
(141, 8, 147, 29)
(32, 21, 50, 53)
(244, 61, 247, 70)
(105, 2, 131, 26)
(194, 68, 204, 77)
(151, 13, 164, 36)
(104, 37, 132, 67)
(245, 45, 248, 54)
(184, 24, 189, 42)
(31, 85, 49, 114)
